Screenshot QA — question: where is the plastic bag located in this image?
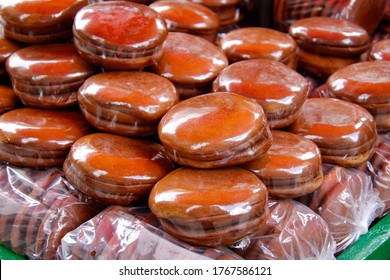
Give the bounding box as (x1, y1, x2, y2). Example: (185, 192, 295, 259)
(0, 164, 102, 259)
(367, 134, 390, 216)
(57, 205, 244, 260)
(232, 199, 336, 260)
(298, 163, 385, 253)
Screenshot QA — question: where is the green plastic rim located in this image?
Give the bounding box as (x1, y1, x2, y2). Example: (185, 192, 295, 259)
(0, 245, 26, 260)
(337, 213, 390, 260)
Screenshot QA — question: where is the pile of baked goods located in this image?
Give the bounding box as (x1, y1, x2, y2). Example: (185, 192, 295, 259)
(0, 0, 388, 260)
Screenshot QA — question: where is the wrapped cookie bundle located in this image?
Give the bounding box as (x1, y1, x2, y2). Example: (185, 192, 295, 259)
(0, 165, 101, 259)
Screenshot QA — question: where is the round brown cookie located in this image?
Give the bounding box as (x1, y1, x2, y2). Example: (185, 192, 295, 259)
(77, 71, 179, 137)
(289, 17, 369, 57)
(0, 108, 93, 168)
(149, 1, 220, 42)
(6, 43, 94, 108)
(241, 130, 323, 198)
(287, 98, 377, 168)
(158, 92, 272, 168)
(151, 32, 228, 99)
(149, 167, 269, 247)
(63, 133, 175, 206)
(212, 59, 309, 129)
(72, 1, 167, 70)
(218, 27, 297, 67)
(0, 0, 87, 44)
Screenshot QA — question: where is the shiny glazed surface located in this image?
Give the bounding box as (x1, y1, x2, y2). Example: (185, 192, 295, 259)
(149, 1, 219, 31)
(288, 98, 377, 149)
(78, 71, 179, 120)
(149, 167, 268, 219)
(0, 108, 92, 149)
(289, 17, 369, 47)
(218, 27, 297, 63)
(6, 43, 94, 84)
(327, 61, 390, 112)
(242, 130, 322, 181)
(66, 133, 175, 185)
(152, 32, 228, 83)
(73, 1, 167, 49)
(158, 92, 268, 155)
(0, 0, 87, 27)
(212, 59, 308, 127)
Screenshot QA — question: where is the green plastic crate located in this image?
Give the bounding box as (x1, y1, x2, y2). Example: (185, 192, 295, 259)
(337, 213, 390, 260)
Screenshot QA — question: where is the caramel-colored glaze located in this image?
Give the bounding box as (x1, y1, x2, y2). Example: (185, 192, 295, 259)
(78, 71, 179, 121)
(0, 30, 23, 63)
(0, 85, 17, 114)
(242, 130, 322, 182)
(288, 98, 377, 151)
(66, 133, 174, 186)
(6, 43, 94, 84)
(327, 61, 390, 114)
(218, 27, 297, 64)
(0, 108, 92, 150)
(158, 92, 268, 157)
(369, 39, 390, 61)
(212, 59, 308, 128)
(73, 2, 167, 50)
(149, 166, 268, 219)
(149, 1, 219, 35)
(289, 17, 369, 48)
(152, 32, 228, 84)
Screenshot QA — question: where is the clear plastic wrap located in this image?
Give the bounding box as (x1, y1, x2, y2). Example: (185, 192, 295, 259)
(367, 134, 390, 216)
(57, 205, 244, 260)
(73, 1, 168, 70)
(298, 163, 385, 253)
(6, 43, 95, 108)
(232, 199, 336, 260)
(0, 164, 103, 259)
(77, 71, 179, 138)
